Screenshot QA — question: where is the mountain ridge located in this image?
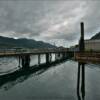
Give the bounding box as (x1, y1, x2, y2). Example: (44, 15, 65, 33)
(91, 32, 100, 40)
(0, 36, 56, 49)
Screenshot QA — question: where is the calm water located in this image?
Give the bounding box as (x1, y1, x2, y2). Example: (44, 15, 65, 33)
(0, 55, 100, 100)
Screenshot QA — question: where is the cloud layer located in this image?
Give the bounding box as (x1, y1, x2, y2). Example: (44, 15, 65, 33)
(0, 0, 100, 47)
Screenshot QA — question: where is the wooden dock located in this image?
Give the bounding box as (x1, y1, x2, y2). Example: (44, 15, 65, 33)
(0, 48, 70, 57)
(75, 52, 100, 64)
(0, 48, 74, 69)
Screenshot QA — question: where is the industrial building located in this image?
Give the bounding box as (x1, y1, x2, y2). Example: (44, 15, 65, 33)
(85, 39, 100, 51)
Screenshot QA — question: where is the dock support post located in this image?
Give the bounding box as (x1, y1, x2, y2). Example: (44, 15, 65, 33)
(55, 53, 56, 61)
(64, 52, 67, 58)
(55, 53, 60, 61)
(49, 53, 52, 63)
(21, 55, 30, 69)
(57, 53, 60, 61)
(18, 56, 21, 68)
(62, 52, 65, 60)
(38, 54, 41, 65)
(46, 53, 49, 64)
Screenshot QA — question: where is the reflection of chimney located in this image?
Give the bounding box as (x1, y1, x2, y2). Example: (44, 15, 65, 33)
(79, 22, 85, 52)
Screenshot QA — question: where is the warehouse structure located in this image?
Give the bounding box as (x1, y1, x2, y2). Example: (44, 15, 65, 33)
(85, 39, 100, 51)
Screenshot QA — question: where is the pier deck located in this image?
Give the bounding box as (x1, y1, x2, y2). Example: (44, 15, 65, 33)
(75, 52, 100, 64)
(0, 48, 69, 57)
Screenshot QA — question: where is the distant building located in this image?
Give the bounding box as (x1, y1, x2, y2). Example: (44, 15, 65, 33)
(85, 39, 100, 51)
(57, 46, 69, 51)
(69, 45, 79, 52)
(69, 39, 100, 52)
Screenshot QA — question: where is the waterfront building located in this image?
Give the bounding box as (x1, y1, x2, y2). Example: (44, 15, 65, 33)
(85, 39, 100, 51)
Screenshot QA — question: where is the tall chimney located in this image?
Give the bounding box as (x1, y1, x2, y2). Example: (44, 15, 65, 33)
(81, 22, 84, 40)
(79, 22, 85, 52)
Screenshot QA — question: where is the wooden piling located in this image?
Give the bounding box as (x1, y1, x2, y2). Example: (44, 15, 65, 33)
(49, 53, 52, 63)
(21, 55, 30, 69)
(46, 53, 49, 64)
(38, 54, 41, 65)
(18, 56, 21, 68)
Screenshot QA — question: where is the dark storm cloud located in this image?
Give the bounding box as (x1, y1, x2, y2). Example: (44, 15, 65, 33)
(0, 0, 100, 46)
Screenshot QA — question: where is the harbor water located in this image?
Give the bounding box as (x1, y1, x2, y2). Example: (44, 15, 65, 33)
(0, 55, 100, 100)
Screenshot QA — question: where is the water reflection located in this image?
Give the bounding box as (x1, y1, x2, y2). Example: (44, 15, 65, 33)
(77, 62, 85, 100)
(0, 59, 67, 91)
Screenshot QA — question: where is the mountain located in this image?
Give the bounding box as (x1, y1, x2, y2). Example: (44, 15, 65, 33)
(91, 32, 100, 40)
(0, 36, 56, 49)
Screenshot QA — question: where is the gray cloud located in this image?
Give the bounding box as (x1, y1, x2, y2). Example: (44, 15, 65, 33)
(0, 0, 100, 46)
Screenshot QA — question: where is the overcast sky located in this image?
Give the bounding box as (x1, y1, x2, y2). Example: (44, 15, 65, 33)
(0, 0, 100, 47)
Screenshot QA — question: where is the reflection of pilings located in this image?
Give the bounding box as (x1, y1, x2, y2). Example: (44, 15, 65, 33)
(0, 58, 68, 89)
(38, 54, 41, 65)
(21, 55, 30, 69)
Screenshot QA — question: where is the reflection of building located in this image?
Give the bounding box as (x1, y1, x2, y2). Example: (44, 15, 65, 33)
(85, 39, 100, 51)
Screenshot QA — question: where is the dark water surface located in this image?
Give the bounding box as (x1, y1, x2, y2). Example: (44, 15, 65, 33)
(0, 56, 100, 100)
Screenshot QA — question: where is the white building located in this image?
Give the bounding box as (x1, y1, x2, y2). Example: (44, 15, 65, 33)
(85, 39, 100, 51)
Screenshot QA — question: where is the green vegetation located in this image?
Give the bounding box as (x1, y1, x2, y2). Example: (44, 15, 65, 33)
(0, 36, 56, 49)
